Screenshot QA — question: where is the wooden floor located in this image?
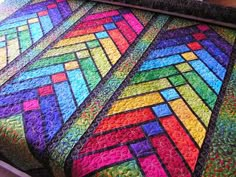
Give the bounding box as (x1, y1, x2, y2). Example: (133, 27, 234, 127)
(0, 161, 30, 177)
(207, 0, 236, 7)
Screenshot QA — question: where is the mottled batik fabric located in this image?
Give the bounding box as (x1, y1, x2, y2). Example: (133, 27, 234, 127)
(203, 61, 236, 176)
(0, 1, 235, 177)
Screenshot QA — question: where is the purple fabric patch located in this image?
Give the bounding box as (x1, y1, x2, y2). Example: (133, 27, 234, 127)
(130, 140, 153, 157)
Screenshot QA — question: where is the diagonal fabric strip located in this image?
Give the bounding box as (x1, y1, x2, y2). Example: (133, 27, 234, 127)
(48, 14, 169, 177)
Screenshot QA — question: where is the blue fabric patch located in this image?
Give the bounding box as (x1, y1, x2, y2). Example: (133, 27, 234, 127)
(142, 121, 163, 136)
(152, 104, 172, 117)
(54, 82, 76, 122)
(67, 69, 89, 105)
(195, 49, 226, 80)
(95, 31, 109, 39)
(156, 35, 194, 49)
(104, 23, 116, 30)
(140, 54, 184, 71)
(147, 44, 189, 60)
(112, 15, 123, 22)
(190, 60, 222, 93)
(40, 95, 62, 140)
(0, 41, 6, 48)
(160, 88, 180, 101)
(29, 22, 43, 43)
(0, 76, 51, 95)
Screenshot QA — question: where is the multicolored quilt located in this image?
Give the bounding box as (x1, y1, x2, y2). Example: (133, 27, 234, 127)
(0, 0, 235, 177)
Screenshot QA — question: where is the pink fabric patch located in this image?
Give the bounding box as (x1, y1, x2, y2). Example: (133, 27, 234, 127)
(72, 146, 132, 177)
(23, 100, 40, 111)
(197, 25, 210, 31)
(139, 155, 168, 177)
(47, 4, 57, 9)
(82, 10, 119, 21)
(116, 20, 137, 43)
(74, 17, 112, 30)
(151, 135, 192, 177)
(123, 13, 143, 34)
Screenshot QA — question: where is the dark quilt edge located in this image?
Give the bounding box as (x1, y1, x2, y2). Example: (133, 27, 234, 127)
(193, 36, 236, 177)
(92, 0, 236, 29)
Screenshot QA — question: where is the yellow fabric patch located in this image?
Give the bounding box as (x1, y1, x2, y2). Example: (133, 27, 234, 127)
(54, 34, 95, 48)
(65, 61, 79, 70)
(18, 25, 28, 31)
(99, 38, 121, 65)
(7, 38, 20, 62)
(108, 92, 164, 115)
(28, 18, 39, 24)
(43, 43, 86, 58)
(177, 84, 212, 126)
(76, 50, 90, 59)
(181, 52, 198, 61)
(169, 99, 206, 147)
(90, 47, 111, 77)
(176, 63, 192, 72)
(0, 47, 7, 69)
(119, 78, 171, 99)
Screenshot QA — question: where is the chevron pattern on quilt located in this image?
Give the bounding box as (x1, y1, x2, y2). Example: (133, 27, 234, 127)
(0, 6, 153, 156)
(72, 23, 235, 177)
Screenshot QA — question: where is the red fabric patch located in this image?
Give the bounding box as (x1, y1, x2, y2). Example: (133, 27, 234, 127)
(38, 10, 48, 16)
(192, 33, 206, 41)
(65, 25, 104, 39)
(52, 73, 67, 83)
(160, 115, 199, 171)
(80, 126, 145, 154)
(47, 4, 57, 9)
(38, 85, 54, 96)
(116, 20, 137, 43)
(187, 42, 203, 50)
(95, 108, 155, 133)
(74, 17, 113, 30)
(151, 135, 192, 176)
(108, 29, 129, 54)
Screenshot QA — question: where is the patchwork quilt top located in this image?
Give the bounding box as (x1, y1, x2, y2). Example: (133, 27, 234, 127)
(0, 0, 235, 177)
